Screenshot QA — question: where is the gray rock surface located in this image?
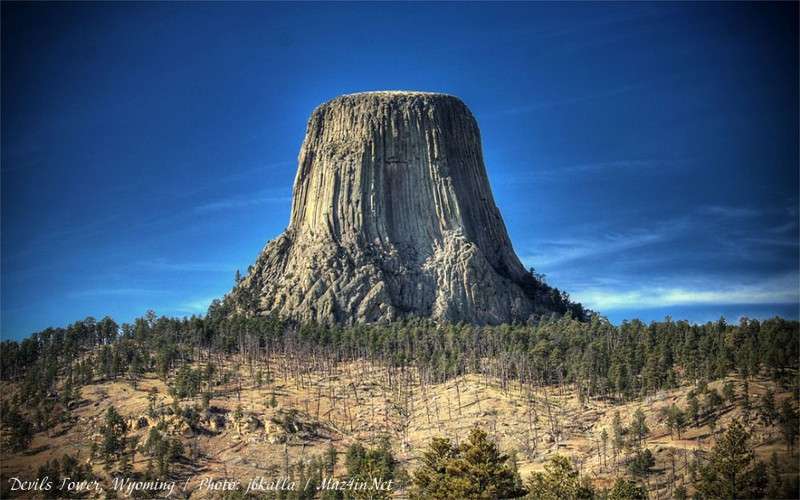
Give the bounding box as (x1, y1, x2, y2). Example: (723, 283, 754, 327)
(228, 91, 565, 325)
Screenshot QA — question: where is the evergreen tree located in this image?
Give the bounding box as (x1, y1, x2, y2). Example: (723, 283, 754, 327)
(627, 448, 655, 478)
(758, 389, 778, 429)
(608, 478, 647, 500)
(662, 404, 687, 439)
(600, 428, 609, 468)
(345, 438, 397, 500)
(612, 411, 626, 464)
(143, 427, 182, 476)
(412, 437, 458, 499)
(695, 419, 764, 499)
(127, 354, 143, 388)
(722, 380, 736, 404)
(0, 403, 33, 452)
(688, 391, 700, 426)
(147, 386, 158, 416)
(99, 406, 128, 467)
(525, 455, 594, 500)
(766, 452, 783, 499)
(325, 443, 338, 476)
(741, 381, 752, 422)
(705, 389, 723, 417)
(412, 428, 525, 499)
(630, 409, 648, 449)
(671, 405, 688, 439)
(778, 399, 799, 452)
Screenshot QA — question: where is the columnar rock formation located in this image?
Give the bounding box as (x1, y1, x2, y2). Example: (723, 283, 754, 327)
(228, 91, 579, 325)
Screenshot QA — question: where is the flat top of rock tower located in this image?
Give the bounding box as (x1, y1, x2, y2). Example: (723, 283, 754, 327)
(313, 91, 467, 115)
(342, 90, 454, 98)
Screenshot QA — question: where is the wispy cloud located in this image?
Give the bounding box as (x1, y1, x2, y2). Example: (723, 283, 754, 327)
(218, 161, 293, 185)
(174, 297, 217, 314)
(558, 160, 661, 174)
(768, 220, 798, 234)
(68, 288, 169, 299)
(495, 158, 692, 185)
(431, 6, 664, 59)
(573, 273, 799, 310)
(521, 229, 666, 268)
(536, 159, 673, 178)
(138, 259, 234, 273)
(490, 65, 690, 119)
(699, 205, 762, 218)
(501, 84, 644, 115)
(741, 236, 800, 249)
(193, 190, 291, 214)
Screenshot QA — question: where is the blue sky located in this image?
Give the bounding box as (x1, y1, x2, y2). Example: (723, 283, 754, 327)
(2, 2, 798, 339)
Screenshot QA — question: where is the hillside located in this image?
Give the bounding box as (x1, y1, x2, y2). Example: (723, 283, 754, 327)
(1, 357, 797, 498)
(0, 314, 798, 498)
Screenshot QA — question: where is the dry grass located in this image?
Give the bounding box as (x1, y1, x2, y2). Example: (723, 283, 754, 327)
(1, 358, 797, 498)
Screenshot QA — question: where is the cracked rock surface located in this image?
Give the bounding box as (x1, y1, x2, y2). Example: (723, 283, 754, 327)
(229, 91, 553, 325)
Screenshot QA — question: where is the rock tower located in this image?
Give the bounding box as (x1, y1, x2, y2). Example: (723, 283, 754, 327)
(228, 91, 578, 325)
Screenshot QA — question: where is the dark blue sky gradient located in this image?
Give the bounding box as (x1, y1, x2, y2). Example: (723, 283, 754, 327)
(2, 2, 798, 338)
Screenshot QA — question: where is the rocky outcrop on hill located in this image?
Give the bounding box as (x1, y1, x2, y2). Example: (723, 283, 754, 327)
(228, 91, 582, 325)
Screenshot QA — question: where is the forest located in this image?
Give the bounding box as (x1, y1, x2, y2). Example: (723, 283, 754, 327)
(0, 305, 798, 499)
(3, 303, 797, 399)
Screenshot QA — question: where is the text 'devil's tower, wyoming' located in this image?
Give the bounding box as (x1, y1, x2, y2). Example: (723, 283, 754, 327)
(228, 91, 578, 325)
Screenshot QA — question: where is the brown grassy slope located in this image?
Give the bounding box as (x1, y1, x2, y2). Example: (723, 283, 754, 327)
(1, 358, 797, 499)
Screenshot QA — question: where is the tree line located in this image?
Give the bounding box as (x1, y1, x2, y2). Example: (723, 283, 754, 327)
(0, 306, 798, 499)
(2, 309, 797, 400)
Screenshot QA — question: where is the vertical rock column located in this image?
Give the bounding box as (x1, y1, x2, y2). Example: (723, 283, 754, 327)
(229, 91, 547, 325)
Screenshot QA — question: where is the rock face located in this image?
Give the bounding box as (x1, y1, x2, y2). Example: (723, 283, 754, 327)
(229, 91, 576, 325)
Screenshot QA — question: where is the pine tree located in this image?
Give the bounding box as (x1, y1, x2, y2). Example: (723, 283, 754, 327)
(412, 437, 458, 499)
(778, 399, 799, 452)
(766, 452, 783, 499)
(128, 354, 143, 388)
(628, 448, 655, 478)
(147, 387, 158, 417)
(722, 380, 736, 404)
(525, 455, 594, 500)
(705, 389, 723, 417)
(0, 404, 33, 451)
(413, 428, 525, 499)
(344, 438, 397, 499)
(600, 428, 609, 468)
(687, 391, 700, 426)
(630, 408, 648, 449)
(741, 380, 752, 422)
(758, 389, 778, 434)
(695, 419, 763, 499)
(608, 478, 646, 500)
(450, 429, 525, 499)
(325, 443, 337, 476)
(100, 406, 128, 467)
(612, 411, 625, 465)
(672, 405, 687, 439)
